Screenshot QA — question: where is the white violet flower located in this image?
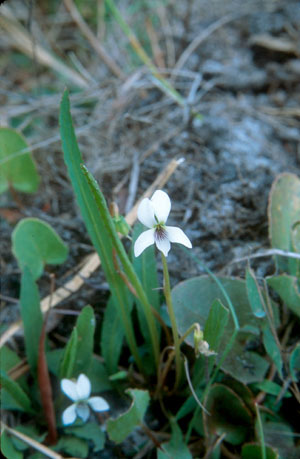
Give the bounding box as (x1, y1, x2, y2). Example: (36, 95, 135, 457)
(61, 374, 109, 425)
(134, 190, 192, 257)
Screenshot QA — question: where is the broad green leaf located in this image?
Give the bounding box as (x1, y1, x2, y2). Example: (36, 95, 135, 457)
(204, 384, 253, 445)
(64, 423, 105, 452)
(132, 223, 160, 357)
(0, 431, 23, 459)
(172, 276, 269, 383)
(204, 299, 229, 352)
(0, 127, 40, 194)
(59, 328, 78, 379)
(101, 295, 125, 374)
(12, 218, 68, 280)
(53, 435, 88, 458)
(20, 267, 43, 372)
(60, 90, 142, 371)
(242, 443, 279, 459)
(246, 267, 266, 318)
(267, 274, 300, 318)
(0, 370, 33, 413)
(73, 305, 95, 376)
(158, 419, 192, 459)
(107, 389, 150, 443)
(46, 349, 64, 376)
(289, 342, 300, 382)
(268, 173, 300, 275)
(262, 325, 283, 378)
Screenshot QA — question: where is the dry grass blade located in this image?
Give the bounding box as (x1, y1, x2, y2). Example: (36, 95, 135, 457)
(0, 158, 182, 347)
(0, 6, 89, 89)
(63, 0, 125, 79)
(0, 423, 68, 459)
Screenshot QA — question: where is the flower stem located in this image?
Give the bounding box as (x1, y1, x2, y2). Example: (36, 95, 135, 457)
(161, 253, 182, 390)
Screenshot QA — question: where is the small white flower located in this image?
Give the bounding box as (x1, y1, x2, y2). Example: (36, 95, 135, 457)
(61, 374, 109, 425)
(134, 190, 192, 257)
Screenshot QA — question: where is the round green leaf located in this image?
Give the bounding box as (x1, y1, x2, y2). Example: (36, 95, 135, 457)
(12, 218, 68, 279)
(0, 127, 40, 193)
(204, 383, 253, 445)
(172, 276, 270, 383)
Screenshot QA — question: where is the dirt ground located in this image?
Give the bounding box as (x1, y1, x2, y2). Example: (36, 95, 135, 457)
(0, 0, 300, 454)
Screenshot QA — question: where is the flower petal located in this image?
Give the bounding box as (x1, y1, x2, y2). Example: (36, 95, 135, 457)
(166, 226, 192, 248)
(155, 235, 171, 257)
(61, 379, 79, 402)
(134, 229, 155, 257)
(76, 374, 91, 400)
(76, 403, 90, 422)
(151, 190, 171, 223)
(88, 396, 110, 412)
(62, 404, 77, 425)
(137, 198, 156, 228)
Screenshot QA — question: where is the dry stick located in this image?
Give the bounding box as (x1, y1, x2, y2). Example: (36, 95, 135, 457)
(0, 6, 88, 89)
(0, 158, 182, 347)
(63, 0, 125, 79)
(0, 423, 67, 459)
(230, 248, 300, 263)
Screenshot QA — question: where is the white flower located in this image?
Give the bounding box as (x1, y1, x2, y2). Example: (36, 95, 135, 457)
(134, 190, 192, 257)
(61, 374, 109, 425)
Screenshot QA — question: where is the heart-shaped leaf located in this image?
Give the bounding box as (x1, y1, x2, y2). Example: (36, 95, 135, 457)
(0, 127, 40, 193)
(107, 389, 150, 443)
(12, 218, 68, 279)
(268, 173, 300, 275)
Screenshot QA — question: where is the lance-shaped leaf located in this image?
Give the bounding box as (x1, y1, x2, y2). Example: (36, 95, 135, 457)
(246, 267, 266, 318)
(107, 389, 150, 443)
(60, 90, 143, 371)
(0, 371, 33, 413)
(0, 127, 40, 194)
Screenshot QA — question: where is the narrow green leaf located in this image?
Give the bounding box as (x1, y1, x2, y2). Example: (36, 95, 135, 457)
(101, 296, 125, 374)
(0, 345, 21, 372)
(59, 90, 143, 372)
(12, 218, 68, 280)
(242, 443, 279, 459)
(0, 431, 23, 459)
(0, 127, 40, 194)
(107, 389, 150, 443)
(246, 268, 266, 318)
(158, 419, 192, 459)
(262, 325, 283, 379)
(267, 274, 300, 318)
(252, 380, 291, 398)
(289, 342, 300, 382)
(59, 328, 78, 379)
(73, 305, 95, 376)
(19, 267, 43, 372)
(0, 371, 33, 413)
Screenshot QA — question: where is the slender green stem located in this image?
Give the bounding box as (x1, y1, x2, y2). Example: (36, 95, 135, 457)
(161, 253, 182, 390)
(255, 403, 266, 459)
